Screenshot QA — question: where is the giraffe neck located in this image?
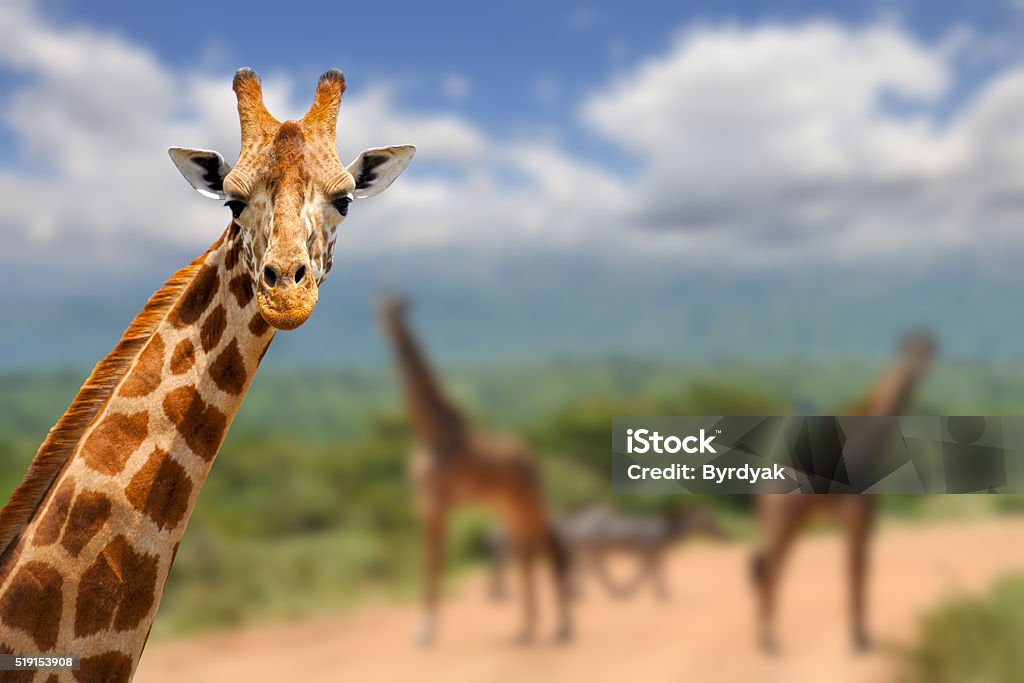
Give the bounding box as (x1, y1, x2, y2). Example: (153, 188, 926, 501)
(0, 224, 274, 681)
(853, 363, 919, 416)
(383, 313, 466, 454)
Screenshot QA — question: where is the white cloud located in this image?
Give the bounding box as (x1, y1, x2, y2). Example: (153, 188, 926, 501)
(580, 21, 1024, 264)
(586, 25, 946, 217)
(0, 1, 221, 254)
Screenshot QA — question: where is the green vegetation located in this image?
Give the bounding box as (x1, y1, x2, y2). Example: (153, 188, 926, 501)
(0, 358, 1020, 637)
(898, 574, 1024, 683)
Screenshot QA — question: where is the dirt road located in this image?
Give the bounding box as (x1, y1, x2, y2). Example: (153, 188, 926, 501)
(136, 519, 1024, 683)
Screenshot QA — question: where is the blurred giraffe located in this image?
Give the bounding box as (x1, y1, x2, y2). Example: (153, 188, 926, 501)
(751, 332, 935, 653)
(378, 294, 572, 645)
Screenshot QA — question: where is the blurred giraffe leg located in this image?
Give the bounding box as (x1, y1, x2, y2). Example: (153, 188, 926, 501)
(417, 504, 446, 646)
(842, 498, 875, 652)
(489, 528, 509, 601)
(754, 497, 808, 653)
(516, 543, 539, 644)
(547, 527, 574, 642)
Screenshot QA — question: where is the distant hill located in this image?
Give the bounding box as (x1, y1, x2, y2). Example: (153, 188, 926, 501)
(2, 251, 1020, 369)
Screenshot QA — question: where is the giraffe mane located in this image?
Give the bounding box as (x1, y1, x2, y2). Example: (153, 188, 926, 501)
(0, 231, 227, 563)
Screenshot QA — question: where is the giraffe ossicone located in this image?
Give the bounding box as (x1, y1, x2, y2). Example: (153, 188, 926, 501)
(0, 67, 413, 683)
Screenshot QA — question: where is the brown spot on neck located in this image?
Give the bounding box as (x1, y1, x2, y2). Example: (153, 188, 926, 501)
(125, 448, 193, 530)
(200, 305, 228, 352)
(225, 236, 243, 271)
(170, 339, 196, 375)
(32, 478, 75, 547)
(75, 651, 133, 683)
(61, 490, 112, 557)
(171, 265, 220, 328)
(118, 334, 166, 398)
(162, 386, 227, 462)
(249, 311, 270, 336)
(81, 412, 150, 475)
(209, 339, 248, 396)
(74, 535, 158, 637)
(0, 561, 63, 650)
(228, 274, 254, 308)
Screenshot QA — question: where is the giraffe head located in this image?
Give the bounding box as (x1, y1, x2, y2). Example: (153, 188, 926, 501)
(169, 68, 414, 330)
(901, 330, 936, 377)
(377, 291, 417, 341)
(377, 290, 409, 323)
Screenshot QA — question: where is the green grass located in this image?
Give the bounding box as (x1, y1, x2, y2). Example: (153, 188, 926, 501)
(154, 527, 417, 637)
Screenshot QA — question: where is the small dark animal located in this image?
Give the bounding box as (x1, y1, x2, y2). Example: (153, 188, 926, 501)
(490, 501, 728, 601)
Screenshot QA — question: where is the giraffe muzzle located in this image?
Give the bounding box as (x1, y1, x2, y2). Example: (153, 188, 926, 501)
(256, 258, 318, 330)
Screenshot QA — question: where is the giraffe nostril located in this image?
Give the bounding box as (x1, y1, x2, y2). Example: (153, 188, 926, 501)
(263, 266, 279, 288)
(294, 265, 307, 284)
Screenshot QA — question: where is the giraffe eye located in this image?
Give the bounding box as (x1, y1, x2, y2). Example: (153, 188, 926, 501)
(331, 196, 352, 216)
(224, 200, 246, 219)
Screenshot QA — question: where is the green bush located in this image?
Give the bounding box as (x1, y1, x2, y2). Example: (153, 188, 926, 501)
(897, 574, 1024, 683)
(993, 495, 1024, 515)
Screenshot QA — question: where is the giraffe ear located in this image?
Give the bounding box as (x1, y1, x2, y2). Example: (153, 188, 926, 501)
(346, 145, 415, 199)
(168, 147, 232, 199)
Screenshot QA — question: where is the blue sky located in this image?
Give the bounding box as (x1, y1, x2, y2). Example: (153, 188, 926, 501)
(2, 0, 1024, 366)
(18, 1, 1024, 158)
